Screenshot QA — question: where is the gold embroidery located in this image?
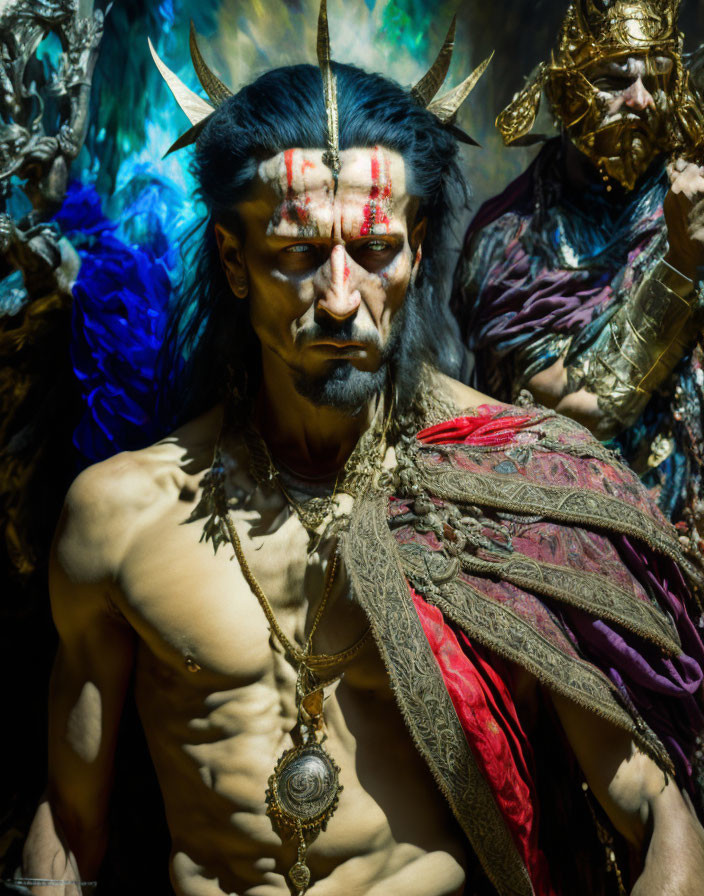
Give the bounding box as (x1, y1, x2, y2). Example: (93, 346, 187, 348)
(456, 551, 681, 656)
(342, 494, 535, 896)
(399, 542, 673, 776)
(414, 458, 681, 563)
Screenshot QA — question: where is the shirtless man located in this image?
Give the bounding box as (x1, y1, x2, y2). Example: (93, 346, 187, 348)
(18, 14, 704, 896)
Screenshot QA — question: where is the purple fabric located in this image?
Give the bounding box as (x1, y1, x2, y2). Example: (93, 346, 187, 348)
(474, 237, 614, 347)
(463, 151, 615, 342)
(562, 535, 704, 788)
(461, 140, 668, 357)
(469, 214, 665, 355)
(417, 408, 704, 797)
(620, 535, 704, 663)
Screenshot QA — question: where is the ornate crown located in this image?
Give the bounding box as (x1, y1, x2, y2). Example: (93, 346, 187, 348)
(150, 0, 492, 176)
(560, 0, 681, 70)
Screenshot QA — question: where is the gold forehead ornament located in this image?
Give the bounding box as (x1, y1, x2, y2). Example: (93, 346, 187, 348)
(149, 0, 493, 168)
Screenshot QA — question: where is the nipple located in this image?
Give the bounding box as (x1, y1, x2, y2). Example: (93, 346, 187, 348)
(185, 654, 202, 673)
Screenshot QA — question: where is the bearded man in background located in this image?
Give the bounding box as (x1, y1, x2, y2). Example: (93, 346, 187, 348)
(452, 0, 704, 553)
(13, 4, 704, 896)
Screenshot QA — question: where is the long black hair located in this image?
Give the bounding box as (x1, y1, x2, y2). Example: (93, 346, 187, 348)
(160, 61, 469, 425)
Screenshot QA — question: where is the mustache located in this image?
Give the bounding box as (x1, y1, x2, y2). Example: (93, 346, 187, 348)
(600, 110, 658, 128)
(296, 320, 383, 351)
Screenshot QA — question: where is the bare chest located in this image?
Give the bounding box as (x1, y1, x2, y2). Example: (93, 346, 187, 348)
(116, 484, 380, 693)
(108, 466, 469, 894)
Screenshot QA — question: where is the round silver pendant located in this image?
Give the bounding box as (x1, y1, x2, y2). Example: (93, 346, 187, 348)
(266, 741, 342, 832)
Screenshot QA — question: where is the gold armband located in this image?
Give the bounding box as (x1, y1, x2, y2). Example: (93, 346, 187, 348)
(568, 261, 702, 438)
(655, 259, 696, 300)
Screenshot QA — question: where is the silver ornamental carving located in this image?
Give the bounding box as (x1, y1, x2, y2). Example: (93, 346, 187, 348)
(266, 740, 342, 894)
(0, 0, 104, 579)
(266, 742, 342, 831)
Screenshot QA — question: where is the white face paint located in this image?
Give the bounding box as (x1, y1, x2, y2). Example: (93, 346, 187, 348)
(256, 146, 414, 242)
(584, 53, 673, 127)
(217, 146, 425, 385)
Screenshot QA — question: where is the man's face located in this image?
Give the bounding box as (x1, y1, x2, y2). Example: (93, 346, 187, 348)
(215, 146, 424, 409)
(551, 52, 675, 189)
(583, 52, 672, 129)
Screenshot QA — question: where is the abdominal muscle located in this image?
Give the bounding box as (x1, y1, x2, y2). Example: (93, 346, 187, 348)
(134, 642, 468, 896)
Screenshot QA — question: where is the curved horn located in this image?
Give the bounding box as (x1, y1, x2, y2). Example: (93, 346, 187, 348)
(164, 117, 213, 157)
(411, 17, 456, 107)
(427, 51, 494, 123)
(189, 21, 233, 106)
(149, 37, 215, 125)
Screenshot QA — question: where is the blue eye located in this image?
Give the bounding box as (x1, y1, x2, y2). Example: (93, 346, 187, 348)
(284, 244, 313, 253)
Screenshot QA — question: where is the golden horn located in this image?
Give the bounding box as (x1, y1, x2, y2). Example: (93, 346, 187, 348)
(316, 0, 331, 66)
(411, 17, 456, 107)
(317, 0, 340, 178)
(427, 51, 494, 123)
(189, 21, 233, 106)
(148, 37, 215, 125)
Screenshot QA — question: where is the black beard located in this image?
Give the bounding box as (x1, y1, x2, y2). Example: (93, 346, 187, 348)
(291, 281, 425, 415)
(292, 360, 390, 416)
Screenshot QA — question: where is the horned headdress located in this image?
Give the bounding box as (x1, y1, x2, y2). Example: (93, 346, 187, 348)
(149, 0, 492, 174)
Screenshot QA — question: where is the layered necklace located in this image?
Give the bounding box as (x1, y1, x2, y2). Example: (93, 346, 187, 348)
(197, 405, 393, 894)
(244, 394, 393, 540)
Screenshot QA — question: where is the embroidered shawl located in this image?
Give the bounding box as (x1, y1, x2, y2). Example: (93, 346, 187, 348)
(342, 404, 704, 896)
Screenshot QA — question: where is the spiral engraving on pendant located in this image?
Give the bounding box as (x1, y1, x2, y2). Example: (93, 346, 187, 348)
(277, 750, 338, 820)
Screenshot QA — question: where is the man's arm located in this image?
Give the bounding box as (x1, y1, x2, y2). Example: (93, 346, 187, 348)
(20, 468, 137, 895)
(549, 687, 704, 896)
(526, 160, 704, 441)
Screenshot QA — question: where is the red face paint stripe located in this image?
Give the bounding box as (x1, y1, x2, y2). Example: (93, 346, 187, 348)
(360, 146, 391, 237)
(284, 149, 295, 193)
(277, 149, 313, 233)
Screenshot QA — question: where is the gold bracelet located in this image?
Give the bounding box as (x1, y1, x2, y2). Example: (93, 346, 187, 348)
(566, 265, 702, 436)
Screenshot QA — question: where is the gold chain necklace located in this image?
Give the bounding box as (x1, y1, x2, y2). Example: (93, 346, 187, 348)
(244, 395, 394, 537)
(213, 480, 371, 894)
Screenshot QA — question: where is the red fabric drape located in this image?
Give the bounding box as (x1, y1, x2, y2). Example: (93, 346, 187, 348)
(411, 591, 555, 895)
(412, 409, 556, 893)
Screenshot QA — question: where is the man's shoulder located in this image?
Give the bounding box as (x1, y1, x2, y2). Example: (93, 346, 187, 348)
(423, 378, 619, 457)
(424, 372, 603, 442)
(411, 390, 676, 550)
(428, 372, 505, 415)
(418, 377, 636, 473)
(65, 450, 167, 530)
(59, 406, 223, 575)
(69, 407, 220, 508)
(462, 142, 553, 250)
